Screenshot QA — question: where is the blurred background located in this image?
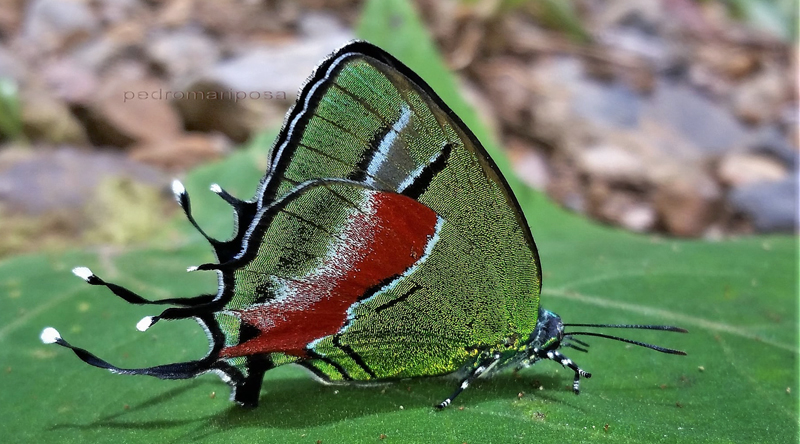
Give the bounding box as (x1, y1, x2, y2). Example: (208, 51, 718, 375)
(0, 0, 796, 258)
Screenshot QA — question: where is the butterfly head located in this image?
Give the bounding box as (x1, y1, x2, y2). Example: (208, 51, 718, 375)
(513, 308, 687, 394)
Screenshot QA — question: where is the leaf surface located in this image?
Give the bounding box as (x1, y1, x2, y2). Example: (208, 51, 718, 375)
(1, 1, 796, 443)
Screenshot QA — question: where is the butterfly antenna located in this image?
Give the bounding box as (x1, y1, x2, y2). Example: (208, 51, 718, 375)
(563, 324, 687, 355)
(564, 323, 687, 333)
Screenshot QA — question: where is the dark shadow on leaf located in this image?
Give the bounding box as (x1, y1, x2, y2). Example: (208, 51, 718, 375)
(184, 371, 580, 440)
(45, 370, 578, 439)
(48, 381, 211, 431)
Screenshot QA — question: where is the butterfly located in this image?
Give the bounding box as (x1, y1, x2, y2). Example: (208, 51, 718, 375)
(41, 41, 686, 408)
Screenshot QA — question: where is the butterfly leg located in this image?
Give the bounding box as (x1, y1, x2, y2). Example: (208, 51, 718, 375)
(230, 354, 275, 408)
(436, 351, 502, 409)
(538, 349, 591, 394)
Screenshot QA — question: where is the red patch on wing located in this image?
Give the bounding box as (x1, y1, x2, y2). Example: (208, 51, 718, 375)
(219, 191, 438, 358)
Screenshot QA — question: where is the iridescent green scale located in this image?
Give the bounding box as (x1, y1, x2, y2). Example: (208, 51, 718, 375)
(40, 41, 685, 409)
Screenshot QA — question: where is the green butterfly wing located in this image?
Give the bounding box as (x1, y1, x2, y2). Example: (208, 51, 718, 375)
(216, 176, 538, 381)
(222, 42, 543, 380)
(260, 43, 539, 271)
(260, 42, 540, 295)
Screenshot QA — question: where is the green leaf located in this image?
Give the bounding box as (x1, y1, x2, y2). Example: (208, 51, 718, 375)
(726, 0, 797, 41)
(0, 77, 23, 141)
(1, 1, 796, 443)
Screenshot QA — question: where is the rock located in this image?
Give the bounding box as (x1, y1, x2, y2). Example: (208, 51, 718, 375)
(547, 156, 586, 213)
(731, 64, 789, 125)
(593, 190, 656, 233)
(21, 0, 99, 52)
(653, 173, 721, 236)
(577, 143, 645, 184)
(129, 132, 230, 170)
(687, 62, 734, 98)
(747, 125, 797, 167)
(779, 105, 798, 152)
(571, 78, 642, 130)
(74, 69, 183, 147)
(499, 15, 554, 54)
(596, 0, 662, 31)
(194, 0, 300, 38)
(174, 80, 288, 144)
(506, 139, 549, 191)
(512, 50, 765, 237)
(69, 34, 126, 73)
(644, 79, 751, 156)
(178, 24, 353, 141)
(619, 201, 657, 232)
(694, 43, 760, 80)
(526, 57, 580, 145)
(0, 144, 171, 253)
(0, 145, 166, 215)
(41, 58, 99, 104)
(729, 174, 798, 232)
(717, 153, 788, 187)
(70, 20, 146, 73)
(598, 26, 667, 64)
(299, 11, 350, 39)
(0, 45, 25, 81)
(474, 57, 534, 133)
(206, 42, 349, 98)
(146, 29, 220, 87)
(20, 87, 87, 144)
(636, 117, 704, 165)
(0, 0, 25, 38)
(155, 0, 194, 28)
(663, 0, 722, 37)
(95, 0, 143, 25)
(458, 77, 501, 140)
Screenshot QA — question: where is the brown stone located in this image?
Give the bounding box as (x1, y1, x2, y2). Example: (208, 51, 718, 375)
(21, 0, 99, 53)
(577, 143, 646, 184)
(506, 139, 549, 191)
(129, 132, 230, 170)
(20, 87, 87, 144)
(0, 0, 25, 38)
(472, 57, 534, 134)
(592, 189, 656, 233)
(155, 0, 195, 28)
(731, 64, 789, 125)
(654, 174, 721, 237)
(76, 71, 182, 147)
(717, 153, 789, 187)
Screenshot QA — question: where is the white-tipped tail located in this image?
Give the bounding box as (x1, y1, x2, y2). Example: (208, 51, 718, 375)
(171, 179, 186, 196)
(186, 265, 198, 272)
(72, 267, 93, 281)
(209, 183, 222, 193)
(136, 316, 154, 332)
(40, 327, 61, 344)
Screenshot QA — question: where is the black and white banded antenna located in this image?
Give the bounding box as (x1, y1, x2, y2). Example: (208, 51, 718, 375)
(562, 323, 688, 355)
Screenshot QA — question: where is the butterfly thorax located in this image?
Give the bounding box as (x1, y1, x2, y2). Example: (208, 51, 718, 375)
(527, 308, 565, 352)
(487, 308, 564, 373)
